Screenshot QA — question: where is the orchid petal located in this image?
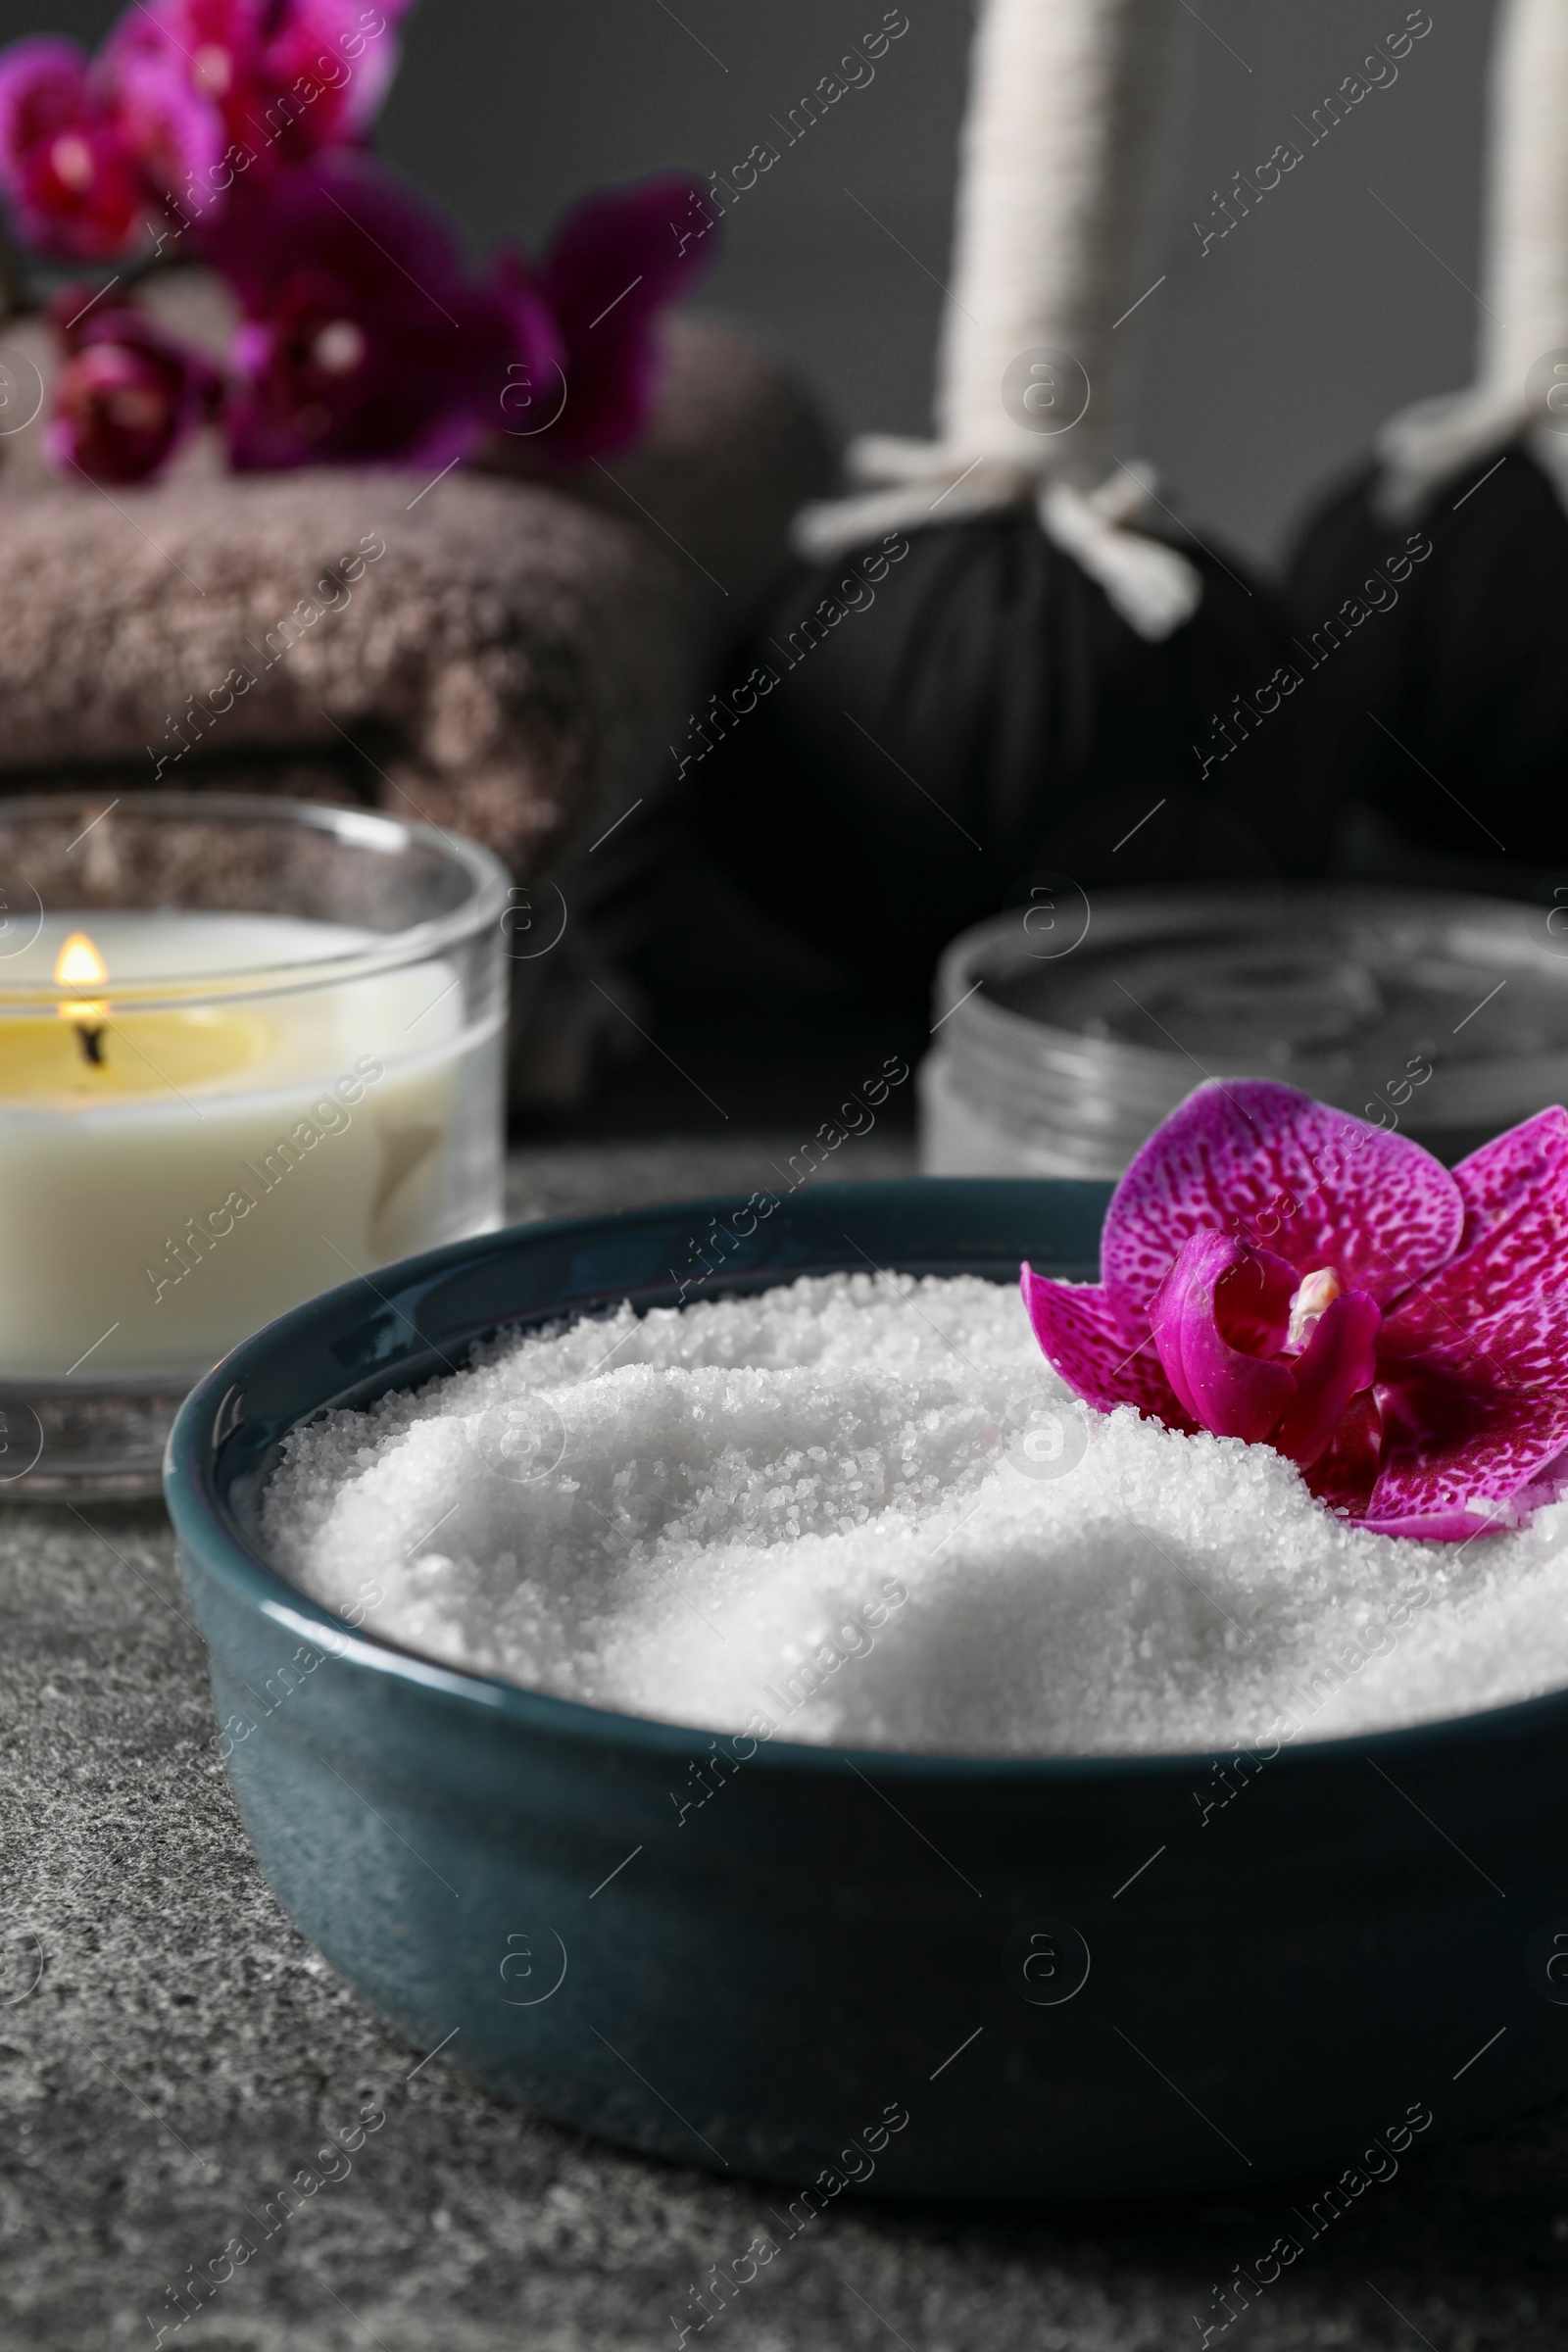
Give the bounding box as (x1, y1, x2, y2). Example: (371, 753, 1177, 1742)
(112, 46, 222, 211)
(1365, 1331, 1568, 1531)
(530, 173, 718, 465)
(1381, 1105, 1568, 1369)
(1270, 1290, 1380, 1469)
(1020, 1265, 1194, 1430)
(1367, 1111, 1568, 1523)
(1102, 1080, 1464, 1319)
(263, 0, 415, 143)
(1301, 1389, 1383, 1516)
(1214, 1239, 1298, 1357)
(1451, 1103, 1568, 1239)
(1357, 1501, 1520, 1543)
(1148, 1233, 1295, 1443)
(207, 150, 466, 309)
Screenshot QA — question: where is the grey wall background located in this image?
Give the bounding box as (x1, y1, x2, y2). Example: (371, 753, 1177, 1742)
(37, 0, 1497, 569)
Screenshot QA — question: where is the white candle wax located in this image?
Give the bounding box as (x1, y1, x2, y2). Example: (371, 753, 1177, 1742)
(0, 913, 502, 1383)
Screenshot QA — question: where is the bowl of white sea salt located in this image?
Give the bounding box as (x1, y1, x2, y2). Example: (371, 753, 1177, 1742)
(167, 1179, 1568, 2200)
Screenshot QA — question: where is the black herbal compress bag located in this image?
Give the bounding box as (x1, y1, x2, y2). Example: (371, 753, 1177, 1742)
(691, 0, 1324, 997)
(1288, 0, 1568, 885)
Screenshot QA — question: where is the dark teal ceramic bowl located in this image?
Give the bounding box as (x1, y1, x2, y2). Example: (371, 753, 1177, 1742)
(167, 1179, 1568, 2200)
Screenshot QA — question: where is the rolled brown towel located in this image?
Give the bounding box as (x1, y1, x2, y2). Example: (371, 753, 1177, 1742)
(0, 271, 831, 874)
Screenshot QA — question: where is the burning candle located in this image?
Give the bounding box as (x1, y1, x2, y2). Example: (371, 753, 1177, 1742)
(0, 796, 509, 1494)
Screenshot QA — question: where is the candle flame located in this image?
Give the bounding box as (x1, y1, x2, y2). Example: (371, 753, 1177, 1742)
(55, 932, 107, 991)
(55, 931, 108, 1049)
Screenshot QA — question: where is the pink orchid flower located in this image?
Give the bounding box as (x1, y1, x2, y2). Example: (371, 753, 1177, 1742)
(0, 36, 146, 260)
(105, 0, 413, 210)
(0, 4, 410, 259)
(204, 154, 547, 471)
(489, 173, 717, 467)
(1022, 1080, 1568, 1541)
(47, 293, 220, 483)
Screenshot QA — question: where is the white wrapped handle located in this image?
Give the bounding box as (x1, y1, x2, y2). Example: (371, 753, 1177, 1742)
(792, 0, 1200, 642)
(1379, 0, 1568, 516)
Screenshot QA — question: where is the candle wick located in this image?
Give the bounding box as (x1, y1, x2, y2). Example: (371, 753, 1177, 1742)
(77, 1023, 106, 1067)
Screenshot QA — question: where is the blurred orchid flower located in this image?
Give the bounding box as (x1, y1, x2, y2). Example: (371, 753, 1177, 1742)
(0, 4, 414, 258)
(0, 37, 145, 259)
(106, 0, 414, 210)
(205, 154, 550, 471)
(47, 291, 220, 480)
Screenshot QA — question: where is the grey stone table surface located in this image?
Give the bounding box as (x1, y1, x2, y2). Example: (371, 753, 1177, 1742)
(4, 1139, 1568, 2351)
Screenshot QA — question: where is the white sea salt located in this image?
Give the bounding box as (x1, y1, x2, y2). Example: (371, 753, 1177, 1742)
(263, 1270, 1568, 1755)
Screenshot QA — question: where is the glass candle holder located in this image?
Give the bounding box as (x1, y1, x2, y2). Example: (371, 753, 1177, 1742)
(0, 792, 509, 1498)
